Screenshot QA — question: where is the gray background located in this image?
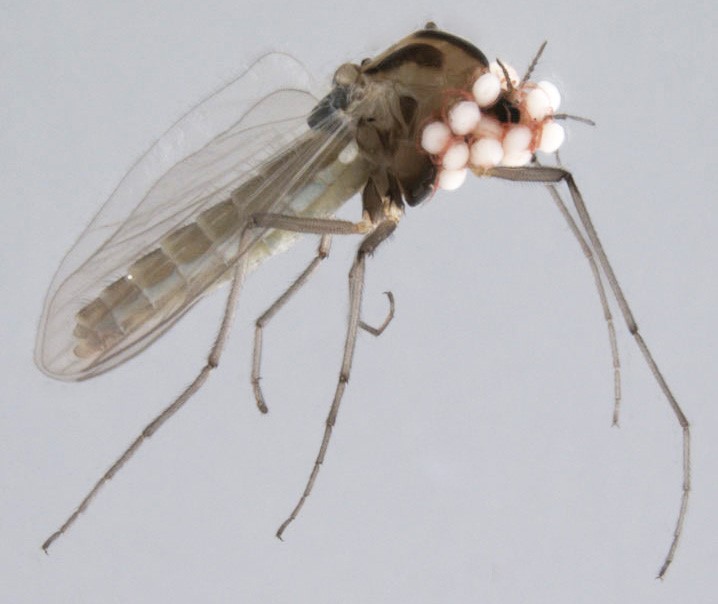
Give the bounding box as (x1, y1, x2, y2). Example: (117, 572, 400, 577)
(2, 1, 716, 602)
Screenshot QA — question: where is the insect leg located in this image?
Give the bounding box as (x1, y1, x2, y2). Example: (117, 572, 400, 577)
(487, 165, 690, 578)
(42, 227, 255, 552)
(248, 211, 390, 409)
(252, 243, 393, 413)
(543, 183, 622, 425)
(359, 291, 395, 336)
(276, 219, 398, 539)
(247, 213, 383, 412)
(252, 235, 334, 414)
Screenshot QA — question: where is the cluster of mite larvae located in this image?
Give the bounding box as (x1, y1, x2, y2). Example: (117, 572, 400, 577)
(420, 60, 565, 191)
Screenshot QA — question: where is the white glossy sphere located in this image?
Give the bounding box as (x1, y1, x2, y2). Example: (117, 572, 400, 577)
(437, 168, 468, 191)
(501, 149, 533, 167)
(442, 141, 470, 170)
(537, 80, 561, 111)
(474, 116, 503, 140)
(421, 121, 451, 155)
(470, 138, 504, 169)
(538, 122, 565, 153)
(448, 100, 481, 135)
(472, 72, 501, 107)
(503, 125, 532, 155)
(525, 87, 552, 120)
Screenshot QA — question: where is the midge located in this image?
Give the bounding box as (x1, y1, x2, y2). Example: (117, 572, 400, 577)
(36, 23, 689, 577)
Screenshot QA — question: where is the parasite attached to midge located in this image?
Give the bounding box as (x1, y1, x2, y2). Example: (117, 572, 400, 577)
(36, 24, 690, 578)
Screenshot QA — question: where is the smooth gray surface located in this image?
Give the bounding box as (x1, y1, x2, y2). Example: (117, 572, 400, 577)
(2, 1, 716, 602)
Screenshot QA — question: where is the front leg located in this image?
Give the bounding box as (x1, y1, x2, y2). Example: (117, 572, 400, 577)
(487, 164, 690, 579)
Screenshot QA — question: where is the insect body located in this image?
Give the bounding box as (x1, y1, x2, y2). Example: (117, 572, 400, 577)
(36, 24, 689, 578)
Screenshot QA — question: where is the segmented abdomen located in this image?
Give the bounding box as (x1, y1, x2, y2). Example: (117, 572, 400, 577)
(71, 140, 368, 363)
(72, 197, 244, 359)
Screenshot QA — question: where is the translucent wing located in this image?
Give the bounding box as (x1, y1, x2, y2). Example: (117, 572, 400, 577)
(36, 53, 370, 381)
